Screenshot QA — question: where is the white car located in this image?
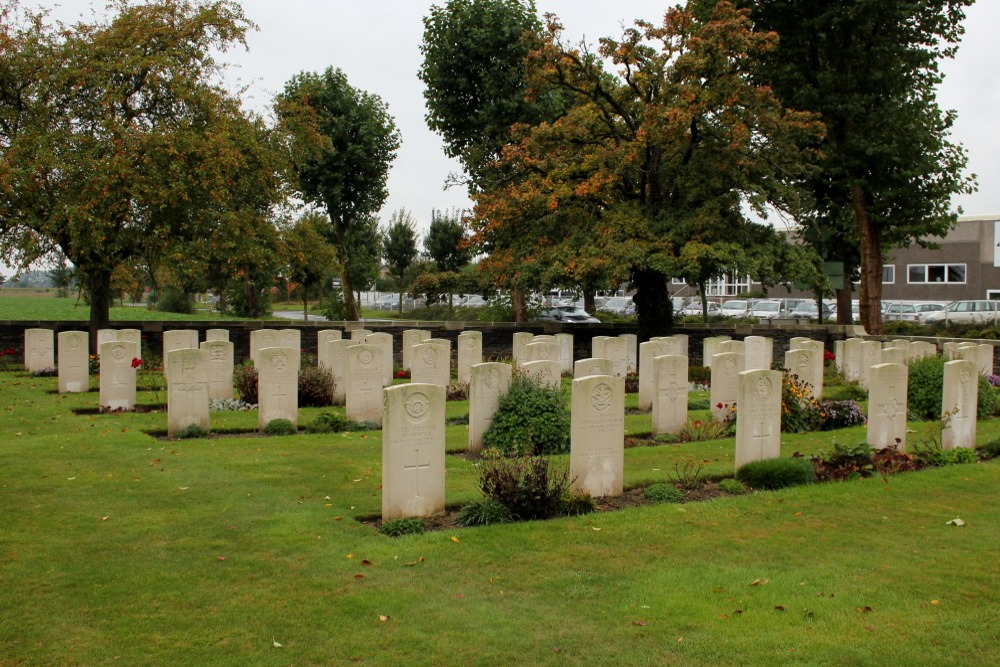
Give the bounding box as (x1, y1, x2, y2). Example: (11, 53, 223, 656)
(919, 300, 1000, 324)
(680, 301, 721, 317)
(750, 300, 788, 319)
(719, 299, 752, 318)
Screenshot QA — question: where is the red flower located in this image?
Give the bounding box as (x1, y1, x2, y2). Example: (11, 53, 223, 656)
(824, 350, 835, 361)
(396, 371, 406, 378)
(716, 402, 723, 409)
(693, 420, 702, 427)
(131, 357, 143, 368)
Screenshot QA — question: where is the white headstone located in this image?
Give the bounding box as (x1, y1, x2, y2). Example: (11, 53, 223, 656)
(257, 347, 300, 431)
(570, 375, 625, 498)
(719, 340, 745, 356)
(602, 337, 629, 378)
(975, 344, 993, 376)
(652, 334, 688, 358)
(316, 329, 343, 370)
(702, 336, 731, 366)
(797, 339, 825, 400)
(526, 340, 560, 364)
(327, 339, 353, 403)
(575, 358, 613, 378)
(942, 359, 978, 450)
(880, 347, 908, 367)
(468, 362, 512, 453)
(591, 335, 612, 359)
(867, 363, 908, 450)
(99, 340, 138, 411)
(910, 341, 937, 360)
(457, 331, 483, 385)
(652, 354, 688, 437)
(382, 383, 446, 521)
(744, 336, 773, 371)
(163, 329, 198, 372)
(638, 340, 669, 410)
(512, 332, 534, 366)
(166, 348, 210, 437)
(200, 340, 234, 400)
(24, 328, 54, 372)
(858, 341, 882, 390)
(410, 340, 451, 387)
(734, 369, 782, 469)
(843, 338, 863, 381)
(250, 329, 278, 365)
(206, 329, 229, 342)
(118, 329, 141, 359)
(555, 333, 574, 373)
(346, 344, 386, 424)
(363, 332, 394, 387)
(834, 340, 845, 372)
(710, 352, 744, 421)
(620, 334, 638, 373)
(784, 348, 821, 400)
(279, 329, 301, 351)
(350, 328, 374, 341)
(97, 329, 117, 348)
(789, 337, 812, 351)
(402, 329, 431, 371)
(521, 360, 562, 390)
(57, 331, 88, 393)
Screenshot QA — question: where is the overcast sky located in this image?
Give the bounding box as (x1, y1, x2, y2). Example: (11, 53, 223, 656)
(14, 0, 1000, 260)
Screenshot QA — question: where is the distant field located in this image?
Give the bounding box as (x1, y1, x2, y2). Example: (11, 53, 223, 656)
(0, 293, 247, 322)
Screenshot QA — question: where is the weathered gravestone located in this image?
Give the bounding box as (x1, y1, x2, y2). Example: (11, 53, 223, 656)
(555, 333, 574, 373)
(327, 339, 353, 403)
(521, 360, 562, 390)
(638, 340, 669, 411)
(744, 336, 773, 372)
(257, 347, 300, 431)
(200, 340, 234, 400)
(162, 329, 198, 372)
(57, 331, 88, 393)
(350, 329, 373, 341)
(166, 348, 210, 437)
(881, 346, 908, 367)
(99, 340, 138, 411)
(785, 348, 822, 399)
(652, 354, 688, 437)
(719, 340, 745, 356)
(512, 332, 534, 366)
(942, 359, 978, 450)
(316, 329, 343, 370)
(842, 338, 863, 381)
(346, 344, 385, 424)
(411, 340, 451, 387)
(363, 332, 394, 387)
(867, 363, 908, 450)
(702, 336, 731, 366)
(457, 331, 483, 386)
(118, 329, 141, 359)
(402, 329, 431, 371)
(526, 340, 559, 364)
(574, 358, 613, 378)
(834, 340, 845, 373)
(974, 343, 993, 376)
(279, 329, 301, 351)
(97, 329, 117, 349)
(910, 341, 937, 360)
(206, 329, 229, 342)
(468, 362, 512, 453)
(789, 337, 812, 351)
(858, 341, 882, 390)
(710, 352, 744, 421)
(382, 383, 446, 521)
(620, 334, 638, 373)
(250, 329, 278, 365)
(734, 369, 782, 469)
(602, 337, 629, 379)
(24, 328, 54, 372)
(590, 335, 612, 360)
(652, 334, 688, 358)
(570, 375, 625, 498)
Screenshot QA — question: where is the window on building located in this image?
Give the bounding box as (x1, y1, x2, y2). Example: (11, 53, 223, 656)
(882, 265, 895, 284)
(907, 263, 966, 284)
(671, 278, 686, 285)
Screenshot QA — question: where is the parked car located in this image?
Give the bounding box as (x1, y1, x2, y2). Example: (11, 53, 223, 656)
(598, 296, 634, 315)
(372, 293, 399, 310)
(883, 301, 946, 322)
(919, 300, 1000, 324)
(537, 306, 600, 324)
(790, 301, 836, 321)
(719, 299, 753, 318)
(457, 294, 487, 308)
(750, 300, 789, 320)
(680, 301, 721, 317)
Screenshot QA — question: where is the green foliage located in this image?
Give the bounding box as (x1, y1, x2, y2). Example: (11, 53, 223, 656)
(234, 360, 258, 404)
(305, 412, 352, 434)
(281, 212, 338, 310)
(978, 440, 1000, 459)
(483, 374, 569, 456)
(154, 286, 193, 315)
(689, 366, 711, 386)
(298, 365, 334, 408)
(644, 483, 684, 504)
(174, 424, 209, 440)
(382, 209, 420, 310)
(736, 457, 817, 490)
(321, 291, 350, 321)
(909, 355, 996, 421)
(379, 518, 426, 537)
(425, 209, 472, 273)
(458, 499, 514, 527)
(911, 441, 979, 467)
(558, 492, 596, 516)
(668, 461, 704, 491)
(782, 373, 824, 433)
(810, 442, 877, 482)
(679, 417, 732, 443)
(476, 452, 572, 520)
(687, 396, 709, 411)
(263, 419, 296, 436)
(716, 478, 747, 495)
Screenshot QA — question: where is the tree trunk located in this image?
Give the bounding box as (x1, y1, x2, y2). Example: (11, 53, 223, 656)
(302, 289, 309, 321)
(512, 289, 528, 323)
(398, 291, 403, 316)
(698, 281, 708, 322)
(835, 257, 854, 325)
(854, 185, 883, 335)
(632, 268, 672, 340)
(583, 289, 596, 314)
(448, 292, 454, 319)
(87, 267, 113, 350)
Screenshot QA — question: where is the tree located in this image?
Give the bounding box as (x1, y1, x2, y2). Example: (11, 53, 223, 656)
(382, 209, 420, 314)
(423, 208, 472, 315)
(472, 2, 822, 338)
(275, 67, 400, 321)
(342, 214, 383, 307)
(0, 0, 280, 339)
(281, 211, 337, 320)
(724, 0, 976, 333)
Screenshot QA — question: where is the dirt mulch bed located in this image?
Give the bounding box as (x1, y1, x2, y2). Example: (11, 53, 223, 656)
(72, 404, 167, 415)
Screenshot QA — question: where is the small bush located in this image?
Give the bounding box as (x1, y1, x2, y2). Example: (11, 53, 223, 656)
(446, 381, 468, 401)
(559, 492, 596, 516)
(689, 366, 711, 386)
(819, 400, 867, 430)
(209, 397, 255, 412)
(477, 452, 571, 520)
(811, 441, 876, 482)
(154, 286, 193, 314)
(978, 440, 1000, 459)
(782, 373, 824, 433)
(687, 397, 709, 411)
(871, 445, 922, 476)
(483, 374, 570, 456)
(263, 419, 296, 436)
(174, 424, 209, 439)
(678, 417, 732, 442)
(305, 412, 352, 433)
(458, 499, 514, 527)
(911, 441, 979, 467)
(644, 483, 684, 503)
(321, 291, 349, 321)
(716, 478, 747, 495)
(298, 365, 335, 407)
(736, 457, 817, 490)
(379, 518, 426, 537)
(909, 355, 995, 420)
(668, 461, 704, 490)
(234, 360, 258, 404)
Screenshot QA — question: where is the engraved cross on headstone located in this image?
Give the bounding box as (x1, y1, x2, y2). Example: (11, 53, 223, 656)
(753, 420, 772, 456)
(404, 444, 431, 497)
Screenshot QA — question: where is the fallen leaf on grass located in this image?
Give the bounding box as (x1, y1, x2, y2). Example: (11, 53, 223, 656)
(750, 579, 769, 587)
(632, 621, 648, 626)
(931, 600, 940, 605)
(450, 536, 460, 543)
(100, 516, 110, 521)
(733, 609, 743, 615)
(718, 614, 729, 620)
(178, 487, 189, 491)
(361, 560, 372, 566)
(592, 527, 602, 532)
(354, 574, 365, 580)
(378, 615, 389, 622)
(334, 516, 342, 521)
(945, 518, 966, 526)
(272, 639, 282, 648)
(217, 556, 226, 561)
(774, 606, 786, 611)
(455, 594, 465, 600)
(346, 554, 354, 559)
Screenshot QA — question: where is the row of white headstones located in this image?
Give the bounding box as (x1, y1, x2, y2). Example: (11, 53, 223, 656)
(23, 328, 987, 521)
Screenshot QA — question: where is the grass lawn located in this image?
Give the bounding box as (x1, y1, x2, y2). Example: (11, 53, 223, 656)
(1, 367, 998, 665)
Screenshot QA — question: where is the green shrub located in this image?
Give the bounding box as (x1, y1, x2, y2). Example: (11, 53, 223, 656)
(379, 518, 426, 537)
(321, 291, 349, 321)
(305, 412, 352, 434)
(263, 419, 296, 436)
(782, 373, 824, 433)
(909, 354, 995, 420)
(234, 360, 258, 404)
(476, 452, 571, 520)
(688, 366, 711, 386)
(911, 441, 979, 467)
(978, 439, 1000, 459)
(153, 286, 193, 314)
(716, 478, 747, 495)
(458, 499, 514, 527)
(687, 397, 709, 411)
(810, 441, 876, 482)
(668, 461, 704, 490)
(736, 457, 817, 490)
(679, 417, 732, 442)
(174, 423, 209, 439)
(644, 483, 684, 503)
(298, 365, 334, 407)
(483, 374, 570, 456)
(559, 492, 596, 516)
